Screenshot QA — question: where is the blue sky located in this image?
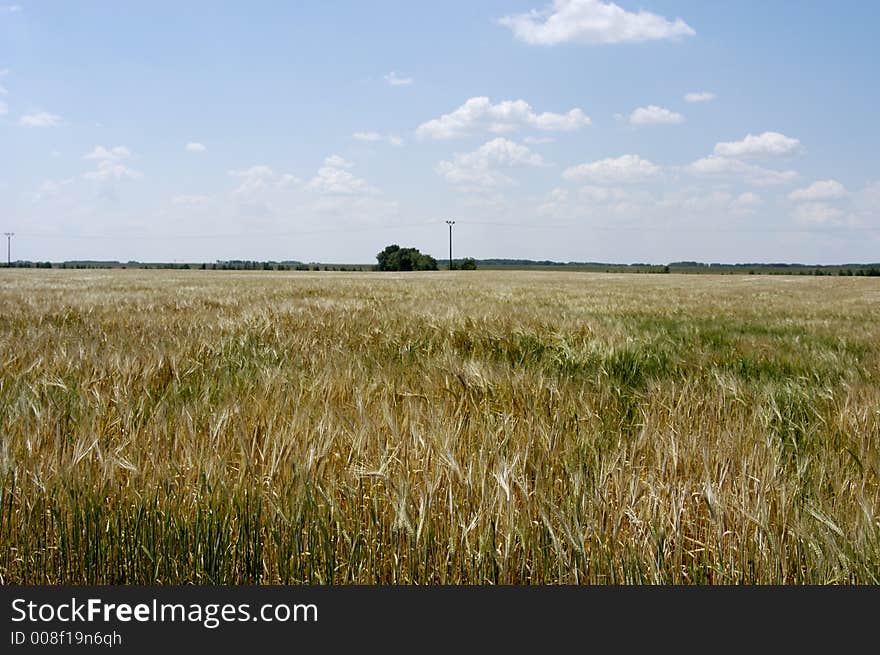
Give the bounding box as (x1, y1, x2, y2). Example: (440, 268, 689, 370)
(1, 1, 878, 264)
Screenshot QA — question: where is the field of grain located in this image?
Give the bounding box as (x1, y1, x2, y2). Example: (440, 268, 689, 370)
(1, 269, 878, 584)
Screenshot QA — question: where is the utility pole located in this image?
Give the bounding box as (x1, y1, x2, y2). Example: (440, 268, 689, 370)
(3, 233, 12, 267)
(445, 220, 455, 270)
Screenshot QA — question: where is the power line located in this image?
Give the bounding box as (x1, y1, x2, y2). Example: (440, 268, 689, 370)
(12, 222, 439, 241)
(8, 221, 880, 242)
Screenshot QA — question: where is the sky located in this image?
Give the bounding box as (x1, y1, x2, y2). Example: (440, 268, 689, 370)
(1, 0, 879, 264)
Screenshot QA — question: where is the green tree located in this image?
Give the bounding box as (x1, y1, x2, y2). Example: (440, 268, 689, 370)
(459, 257, 477, 270)
(375, 244, 438, 271)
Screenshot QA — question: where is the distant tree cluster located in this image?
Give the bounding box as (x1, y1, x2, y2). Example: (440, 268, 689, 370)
(2, 261, 53, 268)
(449, 257, 477, 270)
(375, 245, 438, 271)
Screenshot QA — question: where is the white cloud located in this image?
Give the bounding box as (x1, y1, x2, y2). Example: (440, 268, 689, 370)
(323, 155, 352, 169)
(794, 202, 844, 226)
(384, 72, 413, 86)
(563, 154, 660, 185)
(523, 136, 555, 144)
(84, 146, 132, 161)
(353, 131, 404, 146)
(684, 91, 715, 103)
(353, 131, 382, 142)
(416, 96, 591, 139)
(226, 165, 300, 201)
(747, 168, 799, 187)
(185, 142, 207, 153)
(437, 137, 546, 189)
(681, 190, 732, 212)
(531, 107, 591, 130)
(307, 155, 376, 195)
(277, 173, 301, 188)
(789, 179, 848, 202)
(686, 155, 798, 186)
(686, 156, 741, 176)
(499, 0, 695, 45)
(537, 186, 571, 215)
(19, 112, 61, 128)
(228, 165, 276, 196)
(733, 192, 762, 208)
(82, 145, 143, 181)
(579, 185, 612, 202)
(84, 162, 143, 181)
(714, 131, 801, 158)
(628, 105, 684, 126)
(730, 192, 763, 215)
(547, 187, 569, 203)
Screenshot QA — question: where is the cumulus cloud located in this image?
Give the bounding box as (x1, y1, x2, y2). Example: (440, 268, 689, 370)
(680, 190, 733, 212)
(83, 163, 143, 182)
(628, 105, 684, 126)
(85, 146, 132, 161)
(228, 165, 277, 196)
(733, 192, 762, 208)
(684, 91, 715, 103)
(323, 155, 352, 169)
(729, 192, 763, 215)
(499, 0, 695, 45)
(82, 145, 142, 181)
(353, 131, 382, 142)
(307, 155, 376, 195)
(277, 173, 301, 188)
(417, 96, 591, 139)
(686, 155, 798, 186)
(227, 165, 302, 201)
(537, 186, 573, 216)
(713, 131, 801, 158)
(563, 154, 660, 185)
(794, 202, 844, 226)
(685, 156, 740, 176)
(384, 72, 413, 86)
(579, 185, 614, 202)
(436, 137, 546, 189)
(19, 112, 61, 128)
(789, 179, 848, 202)
(185, 142, 207, 153)
(353, 131, 404, 146)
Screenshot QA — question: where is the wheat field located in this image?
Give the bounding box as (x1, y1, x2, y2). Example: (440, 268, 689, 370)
(1, 269, 878, 584)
